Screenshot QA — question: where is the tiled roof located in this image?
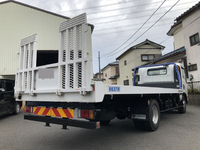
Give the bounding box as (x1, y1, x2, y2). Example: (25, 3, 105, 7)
(101, 61, 119, 71)
(153, 46, 186, 62)
(175, 1, 200, 22)
(116, 39, 165, 60)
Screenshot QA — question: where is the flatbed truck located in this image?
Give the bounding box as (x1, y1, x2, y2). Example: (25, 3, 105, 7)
(14, 14, 188, 131)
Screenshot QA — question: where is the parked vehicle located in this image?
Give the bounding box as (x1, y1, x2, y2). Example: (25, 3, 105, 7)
(0, 79, 22, 117)
(14, 14, 188, 131)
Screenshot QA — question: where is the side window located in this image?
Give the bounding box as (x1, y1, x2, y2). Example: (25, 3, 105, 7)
(147, 68, 167, 76)
(5, 82, 14, 91)
(190, 33, 199, 46)
(124, 79, 129, 86)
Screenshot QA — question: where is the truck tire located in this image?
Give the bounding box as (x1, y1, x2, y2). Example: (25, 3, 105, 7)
(13, 102, 20, 115)
(144, 99, 160, 131)
(178, 96, 186, 114)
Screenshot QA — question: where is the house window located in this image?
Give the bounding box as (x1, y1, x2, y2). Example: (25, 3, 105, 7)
(190, 33, 199, 46)
(124, 60, 127, 66)
(141, 54, 155, 61)
(105, 73, 107, 77)
(188, 64, 197, 72)
(124, 79, 129, 85)
(116, 66, 119, 74)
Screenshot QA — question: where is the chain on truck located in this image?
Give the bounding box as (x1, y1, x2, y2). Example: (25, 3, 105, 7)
(14, 13, 188, 131)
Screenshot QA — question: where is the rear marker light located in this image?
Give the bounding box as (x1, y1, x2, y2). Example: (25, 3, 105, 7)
(78, 109, 94, 119)
(24, 106, 32, 113)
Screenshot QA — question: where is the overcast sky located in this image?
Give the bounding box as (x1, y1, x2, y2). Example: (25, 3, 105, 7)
(2, 0, 200, 73)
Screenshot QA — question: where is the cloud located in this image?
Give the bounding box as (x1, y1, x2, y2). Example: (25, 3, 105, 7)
(5, 0, 200, 73)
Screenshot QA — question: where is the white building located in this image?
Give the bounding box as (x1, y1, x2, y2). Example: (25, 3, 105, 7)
(167, 2, 200, 81)
(0, 0, 69, 79)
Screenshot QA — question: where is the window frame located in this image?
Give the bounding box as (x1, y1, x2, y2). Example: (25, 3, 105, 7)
(123, 79, 129, 86)
(189, 33, 199, 46)
(188, 64, 197, 72)
(124, 60, 127, 66)
(147, 67, 167, 76)
(141, 54, 155, 61)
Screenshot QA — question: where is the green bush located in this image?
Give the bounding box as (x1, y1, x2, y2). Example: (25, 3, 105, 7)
(188, 88, 200, 94)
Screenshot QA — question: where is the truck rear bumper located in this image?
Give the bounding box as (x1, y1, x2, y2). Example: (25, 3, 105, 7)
(24, 114, 100, 129)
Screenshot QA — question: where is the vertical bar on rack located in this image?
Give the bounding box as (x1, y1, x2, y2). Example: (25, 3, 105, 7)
(73, 26, 77, 89)
(65, 29, 69, 89)
(31, 36, 37, 91)
(22, 46, 26, 91)
(58, 32, 62, 89)
(81, 24, 86, 88)
(27, 43, 31, 91)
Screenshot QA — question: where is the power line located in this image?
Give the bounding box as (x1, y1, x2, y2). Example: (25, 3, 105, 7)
(59, 0, 139, 13)
(89, 1, 197, 22)
(102, 0, 167, 57)
(93, 22, 172, 36)
(92, 6, 188, 33)
(160, 15, 200, 44)
(109, 15, 200, 69)
(102, 0, 180, 58)
(60, 1, 164, 16)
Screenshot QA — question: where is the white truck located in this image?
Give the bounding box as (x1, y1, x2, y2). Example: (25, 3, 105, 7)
(15, 14, 188, 131)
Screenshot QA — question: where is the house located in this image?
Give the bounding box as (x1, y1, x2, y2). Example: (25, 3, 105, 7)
(101, 61, 119, 85)
(167, 2, 200, 81)
(116, 39, 165, 85)
(0, 0, 70, 79)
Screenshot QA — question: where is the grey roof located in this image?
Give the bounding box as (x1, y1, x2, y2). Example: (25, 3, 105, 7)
(109, 74, 119, 79)
(116, 39, 165, 60)
(175, 1, 200, 22)
(153, 46, 186, 63)
(101, 61, 119, 71)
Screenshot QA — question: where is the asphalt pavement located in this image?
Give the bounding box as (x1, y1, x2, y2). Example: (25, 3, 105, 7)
(0, 104, 200, 150)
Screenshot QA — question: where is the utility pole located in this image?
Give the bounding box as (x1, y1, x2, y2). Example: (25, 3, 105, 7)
(98, 51, 101, 79)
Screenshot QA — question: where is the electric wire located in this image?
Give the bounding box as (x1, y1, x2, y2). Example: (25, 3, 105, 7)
(102, 0, 180, 58)
(113, 15, 200, 70)
(102, 0, 167, 57)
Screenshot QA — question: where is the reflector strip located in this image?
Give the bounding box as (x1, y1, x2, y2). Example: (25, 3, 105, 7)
(32, 107, 74, 118)
(52, 108, 61, 117)
(42, 108, 50, 116)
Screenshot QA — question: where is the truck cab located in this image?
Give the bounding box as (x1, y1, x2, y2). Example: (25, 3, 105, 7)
(134, 63, 188, 96)
(0, 79, 22, 117)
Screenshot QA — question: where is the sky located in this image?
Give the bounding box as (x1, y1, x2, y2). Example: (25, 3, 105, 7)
(2, 0, 200, 73)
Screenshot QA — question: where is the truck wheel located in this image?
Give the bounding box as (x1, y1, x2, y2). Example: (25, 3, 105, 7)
(178, 96, 186, 114)
(144, 100, 160, 131)
(133, 120, 145, 130)
(13, 102, 20, 115)
(100, 120, 110, 125)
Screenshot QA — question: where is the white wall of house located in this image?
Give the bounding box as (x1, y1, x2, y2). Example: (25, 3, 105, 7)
(0, 2, 68, 76)
(173, 25, 185, 50)
(182, 10, 200, 81)
(117, 44, 162, 85)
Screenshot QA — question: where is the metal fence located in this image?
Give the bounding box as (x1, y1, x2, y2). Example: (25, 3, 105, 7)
(187, 81, 200, 94)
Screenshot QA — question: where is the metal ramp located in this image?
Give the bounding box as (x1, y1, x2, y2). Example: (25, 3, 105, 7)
(15, 13, 93, 98)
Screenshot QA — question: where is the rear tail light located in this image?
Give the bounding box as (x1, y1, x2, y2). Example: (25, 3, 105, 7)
(78, 109, 94, 119)
(24, 106, 32, 113)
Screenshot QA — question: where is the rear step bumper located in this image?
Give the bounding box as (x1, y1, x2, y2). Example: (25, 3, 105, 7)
(24, 115, 100, 129)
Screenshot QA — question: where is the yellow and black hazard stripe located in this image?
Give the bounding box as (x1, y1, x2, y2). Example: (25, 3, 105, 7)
(33, 107, 74, 118)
